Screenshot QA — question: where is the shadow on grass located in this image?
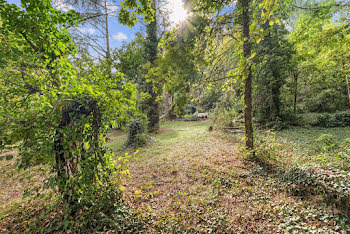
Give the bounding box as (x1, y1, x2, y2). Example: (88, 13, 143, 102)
(246, 157, 350, 218)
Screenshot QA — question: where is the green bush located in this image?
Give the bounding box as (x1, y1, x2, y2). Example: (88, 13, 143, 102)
(213, 107, 242, 128)
(311, 113, 332, 127)
(241, 130, 281, 164)
(74, 183, 145, 232)
(264, 119, 288, 130)
(305, 89, 347, 113)
(280, 110, 302, 125)
(334, 112, 350, 126)
(255, 130, 281, 163)
(311, 111, 350, 127)
(125, 120, 147, 148)
(314, 135, 350, 170)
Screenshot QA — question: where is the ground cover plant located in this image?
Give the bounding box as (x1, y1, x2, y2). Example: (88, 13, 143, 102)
(2, 120, 350, 232)
(1, 0, 350, 232)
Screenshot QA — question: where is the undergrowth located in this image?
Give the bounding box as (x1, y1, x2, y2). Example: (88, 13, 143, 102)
(252, 128, 350, 217)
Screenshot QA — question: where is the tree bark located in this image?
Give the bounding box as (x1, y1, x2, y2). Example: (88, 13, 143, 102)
(345, 75, 350, 107)
(145, 0, 160, 132)
(54, 100, 98, 204)
(343, 60, 350, 107)
(54, 104, 80, 203)
(293, 72, 298, 113)
(239, 0, 254, 151)
(104, 0, 110, 60)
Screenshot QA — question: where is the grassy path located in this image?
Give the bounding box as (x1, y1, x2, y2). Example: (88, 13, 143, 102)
(1, 120, 349, 233)
(108, 120, 350, 233)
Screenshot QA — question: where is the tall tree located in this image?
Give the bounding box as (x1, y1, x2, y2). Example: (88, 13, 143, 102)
(0, 0, 153, 213)
(238, 0, 254, 150)
(60, 0, 117, 60)
(191, 0, 279, 152)
(253, 19, 294, 123)
(145, 0, 160, 132)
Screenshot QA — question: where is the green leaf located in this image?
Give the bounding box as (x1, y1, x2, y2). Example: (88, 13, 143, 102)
(5, 154, 13, 160)
(257, 37, 262, 44)
(23, 190, 31, 198)
(249, 52, 256, 60)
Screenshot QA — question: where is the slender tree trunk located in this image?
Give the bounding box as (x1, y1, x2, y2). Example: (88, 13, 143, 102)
(146, 0, 160, 132)
(343, 60, 350, 107)
(272, 83, 281, 120)
(293, 72, 298, 113)
(239, 0, 254, 151)
(104, 0, 110, 60)
(346, 75, 350, 107)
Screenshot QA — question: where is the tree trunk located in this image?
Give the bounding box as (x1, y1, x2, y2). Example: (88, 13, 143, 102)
(104, 0, 110, 60)
(346, 75, 350, 107)
(293, 72, 298, 113)
(145, 0, 160, 132)
(104, 0, 112, 76)
(343, 60, 350, 107)
(54, 105, 80, 204)
(54, 100, 98, 205)
(239, 0, 254, 151)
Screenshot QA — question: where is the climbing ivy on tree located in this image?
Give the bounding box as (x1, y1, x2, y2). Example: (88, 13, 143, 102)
(0, 0, 145, 225)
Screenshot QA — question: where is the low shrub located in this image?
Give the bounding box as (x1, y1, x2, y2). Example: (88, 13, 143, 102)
(305, 89, 347, 113)
(264, 119, 288, 131)
(314, 134, 350, 170)
(125, 120, 147, 148)
(311, 111, 350, 127)
(282, 165, 350, 213)
(280, 110, 303, 125)
(240, 130, 281, 164)
(212, 107, 237, 128)
(255, 130, 281, 164)
(334, 112, 350, 126)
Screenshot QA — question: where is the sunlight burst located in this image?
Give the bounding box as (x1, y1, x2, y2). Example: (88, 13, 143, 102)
(166, 0, 188, 26)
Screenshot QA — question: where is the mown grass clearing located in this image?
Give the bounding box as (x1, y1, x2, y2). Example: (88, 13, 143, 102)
(106, 120, 350, 232)
(1, 120, 349, 232)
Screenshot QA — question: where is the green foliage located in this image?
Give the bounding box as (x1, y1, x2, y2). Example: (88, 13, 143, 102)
(311, 113, 333, 127)
(198, 85, 222, 111)
(311, 111, 350, 127)
(253, 17, 295, 124)
(118, 0, 154, 27)
(282, 164, 350, 212)
(254, 130, 281, 164)
(306, 89, 347, 113)
(263, 119, 288, 131)
(289, 9, 350, 113)
(65, 180, 145, 232)
(212, 88, 243, 128)
(151, 29, 200, 116)
(314, 134, 350, 170)
(0, 0, 142, 221)
(282, 165, 318, 195)
(113, 33, 147, 90)
(125, 119, 148, 148)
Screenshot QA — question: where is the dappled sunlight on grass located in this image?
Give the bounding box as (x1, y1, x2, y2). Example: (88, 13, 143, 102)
(104, 120, 350, 232)
(1, 120, 350, 232)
